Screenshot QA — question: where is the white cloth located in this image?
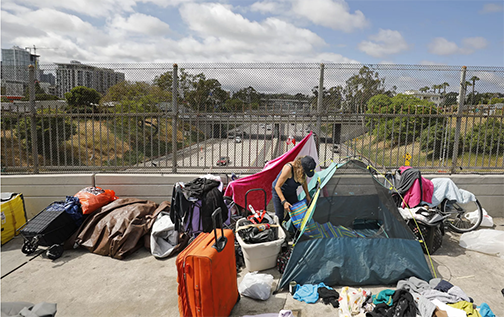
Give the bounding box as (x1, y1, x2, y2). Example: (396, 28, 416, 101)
(424, 178, 476, 207)
(431, 299, 466, 317)
(150, 211, 178, 258)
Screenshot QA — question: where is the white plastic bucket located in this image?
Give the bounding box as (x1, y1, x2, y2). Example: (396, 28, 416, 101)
(236, 217, 286, 271)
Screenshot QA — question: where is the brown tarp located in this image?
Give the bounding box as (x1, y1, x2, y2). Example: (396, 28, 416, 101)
(72, 198, 165, 259)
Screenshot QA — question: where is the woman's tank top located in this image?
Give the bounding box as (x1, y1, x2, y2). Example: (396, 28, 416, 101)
(273, 163, 301, 196)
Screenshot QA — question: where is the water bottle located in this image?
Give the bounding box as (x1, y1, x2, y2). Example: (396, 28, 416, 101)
(257, 223, 270, 232)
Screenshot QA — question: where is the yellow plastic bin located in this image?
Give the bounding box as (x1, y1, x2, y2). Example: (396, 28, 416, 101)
(1, 193, 28, 245)
(236, 217, 286, 271)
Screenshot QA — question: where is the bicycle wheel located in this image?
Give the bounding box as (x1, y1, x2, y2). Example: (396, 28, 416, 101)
(441, 199, 483, 233)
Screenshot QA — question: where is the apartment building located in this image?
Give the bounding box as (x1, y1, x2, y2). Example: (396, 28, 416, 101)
(55, 61, 125, 98)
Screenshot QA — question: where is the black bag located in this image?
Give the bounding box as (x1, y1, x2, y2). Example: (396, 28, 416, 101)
(407, 220, 443, 254)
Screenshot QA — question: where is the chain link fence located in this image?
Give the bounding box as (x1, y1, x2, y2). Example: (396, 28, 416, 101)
(1, 63, 503, 174)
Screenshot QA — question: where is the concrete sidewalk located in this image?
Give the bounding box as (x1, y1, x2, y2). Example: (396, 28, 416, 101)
(2, 219, 503, 317)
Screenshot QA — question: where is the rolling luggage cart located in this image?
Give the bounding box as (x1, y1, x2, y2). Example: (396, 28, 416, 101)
(20, 201, 78, 259)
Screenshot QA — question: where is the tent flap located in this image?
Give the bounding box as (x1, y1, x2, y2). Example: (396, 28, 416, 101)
(279, 237, 432, 289)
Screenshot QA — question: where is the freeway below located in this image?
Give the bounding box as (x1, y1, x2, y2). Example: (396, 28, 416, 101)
(138, 122, 349, 173)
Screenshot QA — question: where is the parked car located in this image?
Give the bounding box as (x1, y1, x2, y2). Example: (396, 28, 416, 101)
(333, 144, 339, 153)
(235, 137, 242, 143)
(216, 156, 231, 166)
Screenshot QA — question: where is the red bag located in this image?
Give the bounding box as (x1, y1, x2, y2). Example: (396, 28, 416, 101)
(74, 187, 117, 215)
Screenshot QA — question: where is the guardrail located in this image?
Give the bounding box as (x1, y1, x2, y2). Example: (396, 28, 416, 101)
(1, 63, 503, 173)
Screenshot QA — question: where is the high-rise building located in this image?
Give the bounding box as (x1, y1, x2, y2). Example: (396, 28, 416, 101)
(55, 61, 125, 98)
(1, 46, 40, 95)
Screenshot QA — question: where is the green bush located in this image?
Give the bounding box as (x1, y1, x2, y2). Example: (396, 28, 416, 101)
(465, 118, 504, 155)
(420, 123, 459, 159)
(366, 94, 441, 145)
(15, 108, 77, 163)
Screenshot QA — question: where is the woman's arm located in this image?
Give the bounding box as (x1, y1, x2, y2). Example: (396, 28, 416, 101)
(302, 180, 311, 204)
(275, 164, 293, 209)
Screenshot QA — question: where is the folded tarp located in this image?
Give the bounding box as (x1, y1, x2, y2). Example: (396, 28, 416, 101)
(71, 198, 162, 259)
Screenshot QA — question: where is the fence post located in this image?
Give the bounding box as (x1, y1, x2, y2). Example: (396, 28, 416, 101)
(172, 64, 178, 173)
(451, 66, 467, 173)
(316, 63, 324, 150)
(29, 65, 39, 174)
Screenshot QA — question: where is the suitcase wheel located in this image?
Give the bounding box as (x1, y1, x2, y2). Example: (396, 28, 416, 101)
(47, 244, 64, 260)
(21, 239, 39, 255)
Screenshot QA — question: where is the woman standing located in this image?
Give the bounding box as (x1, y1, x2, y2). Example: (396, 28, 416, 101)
(272, 156, 316, 224)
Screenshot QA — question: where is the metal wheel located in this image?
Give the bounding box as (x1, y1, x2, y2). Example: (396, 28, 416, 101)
(21, 238, 39, 255)
(441, 199, 483, 233)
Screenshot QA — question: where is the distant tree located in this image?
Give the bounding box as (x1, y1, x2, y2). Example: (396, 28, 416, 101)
(442, 82, 450, 95)
(469, 76, 480, 105)
(65, 86, 101, 113)
(419, 86, 430, 93)
(154, 70, 228, 112)
(490, 97, 504, 104)
(342, 66, 389, 113)
(101, 81, 170, 104)
(15, 108, 77, 163)
(465, 118, 504, 155)
(366, 93, 440, 145)
(21, 82, 59, 101)
(441, 92, 459, 109)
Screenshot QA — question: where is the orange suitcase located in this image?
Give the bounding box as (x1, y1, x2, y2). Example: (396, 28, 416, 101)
(177, 208, 239, 317)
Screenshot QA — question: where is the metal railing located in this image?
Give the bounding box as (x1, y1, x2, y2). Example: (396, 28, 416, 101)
(1, 63, 503, 174)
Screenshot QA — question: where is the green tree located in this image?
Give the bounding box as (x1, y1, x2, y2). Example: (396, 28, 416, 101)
(419, 86, 430, 93)
(420, 125, 458, 159)
(341, 66, 389, 113)
(154, 70, 228, 112)
(469, 76, 480, 105)
(21, 82, 59, 101)
(15, 108, 77, 163)
(440, 92, 459, 110)
(465, 118, 504, 155)
(490, 97, 504, 104)
(442, 82, 450, 95)
(65, 86, 101, 113)
(101, 81, 171, 104)
(366, 94, 440, 145)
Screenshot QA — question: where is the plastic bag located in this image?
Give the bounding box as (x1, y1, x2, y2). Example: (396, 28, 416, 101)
(74, 187, 117, 215)
(459, 229, 504, 258)
(237, 226, 277, 244)
(465, 208, 494, 227)
(238, 272, 274, 300)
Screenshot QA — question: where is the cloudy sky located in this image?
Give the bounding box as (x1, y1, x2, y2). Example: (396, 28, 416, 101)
(1, 0, 503, 66)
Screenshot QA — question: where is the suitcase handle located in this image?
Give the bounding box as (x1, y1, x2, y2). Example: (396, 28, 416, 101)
(211, 208, 227, 252)
(244, 188, 267, 214)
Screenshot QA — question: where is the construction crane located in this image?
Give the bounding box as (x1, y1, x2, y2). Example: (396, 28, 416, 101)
(24, 45, 57, 55)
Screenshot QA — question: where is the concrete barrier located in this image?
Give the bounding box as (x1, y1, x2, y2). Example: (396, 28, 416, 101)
(1, 173, 502, 219)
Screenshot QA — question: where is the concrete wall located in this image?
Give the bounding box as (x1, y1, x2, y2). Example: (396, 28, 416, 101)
(1, 173, 502, 219)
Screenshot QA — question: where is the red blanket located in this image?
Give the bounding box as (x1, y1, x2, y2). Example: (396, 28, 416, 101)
(224, 132, 318, 212)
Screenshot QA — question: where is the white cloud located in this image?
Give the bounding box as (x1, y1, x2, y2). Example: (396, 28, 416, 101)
(420, 60, 447, 66)
(480, 3, 503, 13)
(291, 0, 369, 33)
(250, 1, 284, 14)
(1, 0, 136, 17)
(462, 37, 488, 50)
(358, 29, 410, 58)
(108, 13, 171, 36)
(2, 1, 360, 65)
(428, 37, 488, 55)
(428, 37, 461, 55)
(179, 3, 326, 51)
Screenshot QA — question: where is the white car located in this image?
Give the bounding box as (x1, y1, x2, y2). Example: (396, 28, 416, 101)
(235, 137, 242, 143)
